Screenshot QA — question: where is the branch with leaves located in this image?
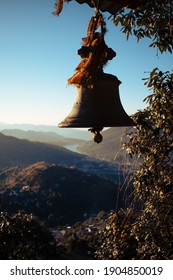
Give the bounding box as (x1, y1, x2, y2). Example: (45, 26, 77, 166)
(123, 68, 173, 199)
(113, 0, 173, 53)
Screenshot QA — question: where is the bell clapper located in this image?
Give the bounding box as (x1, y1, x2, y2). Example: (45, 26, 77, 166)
(88, 127, 103, 143)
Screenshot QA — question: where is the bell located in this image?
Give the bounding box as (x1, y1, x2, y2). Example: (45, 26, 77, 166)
(58, 72, 135, 143)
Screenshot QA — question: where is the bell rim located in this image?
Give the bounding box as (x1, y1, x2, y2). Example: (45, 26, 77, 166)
(58, 118, 135, 128)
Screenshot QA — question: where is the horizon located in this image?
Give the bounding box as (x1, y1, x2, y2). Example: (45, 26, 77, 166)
(0, 121, 96, 140)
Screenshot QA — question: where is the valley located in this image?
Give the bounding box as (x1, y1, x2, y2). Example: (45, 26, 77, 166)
(0, 124, 134, 258)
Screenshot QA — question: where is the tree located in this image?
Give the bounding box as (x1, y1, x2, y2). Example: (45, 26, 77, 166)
(124, 69, 173, 200)
(95, 69, 173, 259)
(123, 69, 173, 259)
(0, 212, 57, 259)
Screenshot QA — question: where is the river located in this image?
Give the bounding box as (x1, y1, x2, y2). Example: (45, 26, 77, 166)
(65, 144, 80, 153)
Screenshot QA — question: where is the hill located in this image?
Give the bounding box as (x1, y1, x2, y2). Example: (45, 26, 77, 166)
(0, 132, 83, 169)
(1, 129, 85, 147)
(78, 127, 131, 162)
(0, 132, 122, 182)
(0, 162, 119, 226)
(0, 123, 92, 140)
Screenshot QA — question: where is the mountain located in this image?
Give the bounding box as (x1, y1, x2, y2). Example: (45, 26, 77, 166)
(0, 162, 119, 226)
(0, 132, 121, 183)
(1, 129, 85, 147)
(0, 132, 83, 169)
(0, 123, 92, 141)
(78, 127, 131, 162)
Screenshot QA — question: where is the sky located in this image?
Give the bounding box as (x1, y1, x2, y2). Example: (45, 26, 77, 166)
(0, 0, 172, 126)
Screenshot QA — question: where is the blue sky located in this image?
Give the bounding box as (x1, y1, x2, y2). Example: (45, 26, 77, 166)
(0, 0, 172, 126)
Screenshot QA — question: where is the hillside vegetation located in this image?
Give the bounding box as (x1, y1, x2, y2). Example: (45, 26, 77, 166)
(0, 162, 120, 226)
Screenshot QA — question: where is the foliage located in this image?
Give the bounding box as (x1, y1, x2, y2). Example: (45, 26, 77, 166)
(95, 69, 173, 260)
(132, 191, 173, 259)
(95, 209, 138, 259)
(124, 68, 173, 201)
(123, 68, 173, 259)
(55, 222, 97, 259)
(0, 212, 57, 259)
(38, 211, 110, 260)
(113, 0, 173, 53)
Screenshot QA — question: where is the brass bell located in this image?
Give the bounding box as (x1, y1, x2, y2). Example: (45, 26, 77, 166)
(58, 72, 135, 143)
